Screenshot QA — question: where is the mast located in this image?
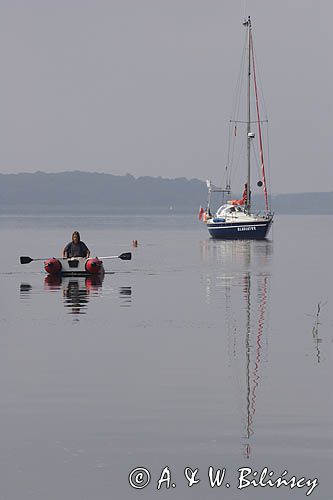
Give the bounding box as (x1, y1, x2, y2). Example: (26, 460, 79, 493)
(244, 16, 251, 212)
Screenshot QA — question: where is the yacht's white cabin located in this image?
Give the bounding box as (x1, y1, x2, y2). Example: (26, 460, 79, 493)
(209, 203, 265, 224)
(216, 204, 246, 218)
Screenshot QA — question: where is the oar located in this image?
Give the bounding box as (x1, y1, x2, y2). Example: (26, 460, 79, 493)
(20, 252, 132, 265)
(20, 256, 50, 264)
(99, 252, 132, 261)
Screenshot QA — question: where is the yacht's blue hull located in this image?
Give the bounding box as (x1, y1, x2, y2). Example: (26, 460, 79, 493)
(207, 218, 273, 239)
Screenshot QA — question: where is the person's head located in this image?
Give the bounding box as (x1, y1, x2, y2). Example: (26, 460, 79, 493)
(72, 231, 81, 244)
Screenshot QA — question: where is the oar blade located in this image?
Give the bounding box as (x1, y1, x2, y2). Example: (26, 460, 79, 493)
(118, 252, 132, 261)
(20, 256, 33, 264)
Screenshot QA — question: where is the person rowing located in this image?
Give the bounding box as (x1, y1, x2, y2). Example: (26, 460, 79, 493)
(63, 231, 90, 259)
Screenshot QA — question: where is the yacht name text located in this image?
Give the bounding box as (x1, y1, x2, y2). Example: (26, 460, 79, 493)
(237, 226, 256, 231)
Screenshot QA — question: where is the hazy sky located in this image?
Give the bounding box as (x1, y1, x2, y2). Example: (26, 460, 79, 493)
(0, 0, 332, 193)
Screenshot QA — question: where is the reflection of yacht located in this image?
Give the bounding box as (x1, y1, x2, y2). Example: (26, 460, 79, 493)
(240, 271, 269, 458)
(201, 239, 271, 457)
(200, 238, 272, 268)
(44, 274, 104, 315)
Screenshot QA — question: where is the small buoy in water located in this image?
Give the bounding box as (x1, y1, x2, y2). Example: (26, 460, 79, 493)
(132, 240, 138, 247)
(257, 180, 263, 187)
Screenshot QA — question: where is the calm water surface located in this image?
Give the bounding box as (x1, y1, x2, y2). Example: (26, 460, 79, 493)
(0, 215, 332, 499)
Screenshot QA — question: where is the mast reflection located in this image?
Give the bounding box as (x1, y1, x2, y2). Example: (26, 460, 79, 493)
(201, 239, 272, 458)
(311, 301, 324, 364)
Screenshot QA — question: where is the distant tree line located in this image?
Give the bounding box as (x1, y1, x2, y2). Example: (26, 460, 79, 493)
(0, 171, 332, 214)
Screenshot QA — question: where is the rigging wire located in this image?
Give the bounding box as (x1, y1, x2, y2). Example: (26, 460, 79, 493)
(265, 122, 272, 209)
(251, 31, 269, 121)
(225, 30, 248, 189)
(251, 28, 271, 211)
(215, 17, 272, 214)
(252, 142, 264, 183)
(231, 134, 246, 194)
(250, 29, 269, 211)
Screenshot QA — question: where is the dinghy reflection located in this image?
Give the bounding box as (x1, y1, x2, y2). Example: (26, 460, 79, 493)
(19, 283, 32, 298)
(43, 276, 132, 313)
(118, 286, 132, 307)
(44, 274, 104, 315)
(201, 239, 272, 458)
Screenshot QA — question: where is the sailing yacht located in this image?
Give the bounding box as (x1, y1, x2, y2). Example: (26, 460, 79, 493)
(203, 17, 273, 239)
